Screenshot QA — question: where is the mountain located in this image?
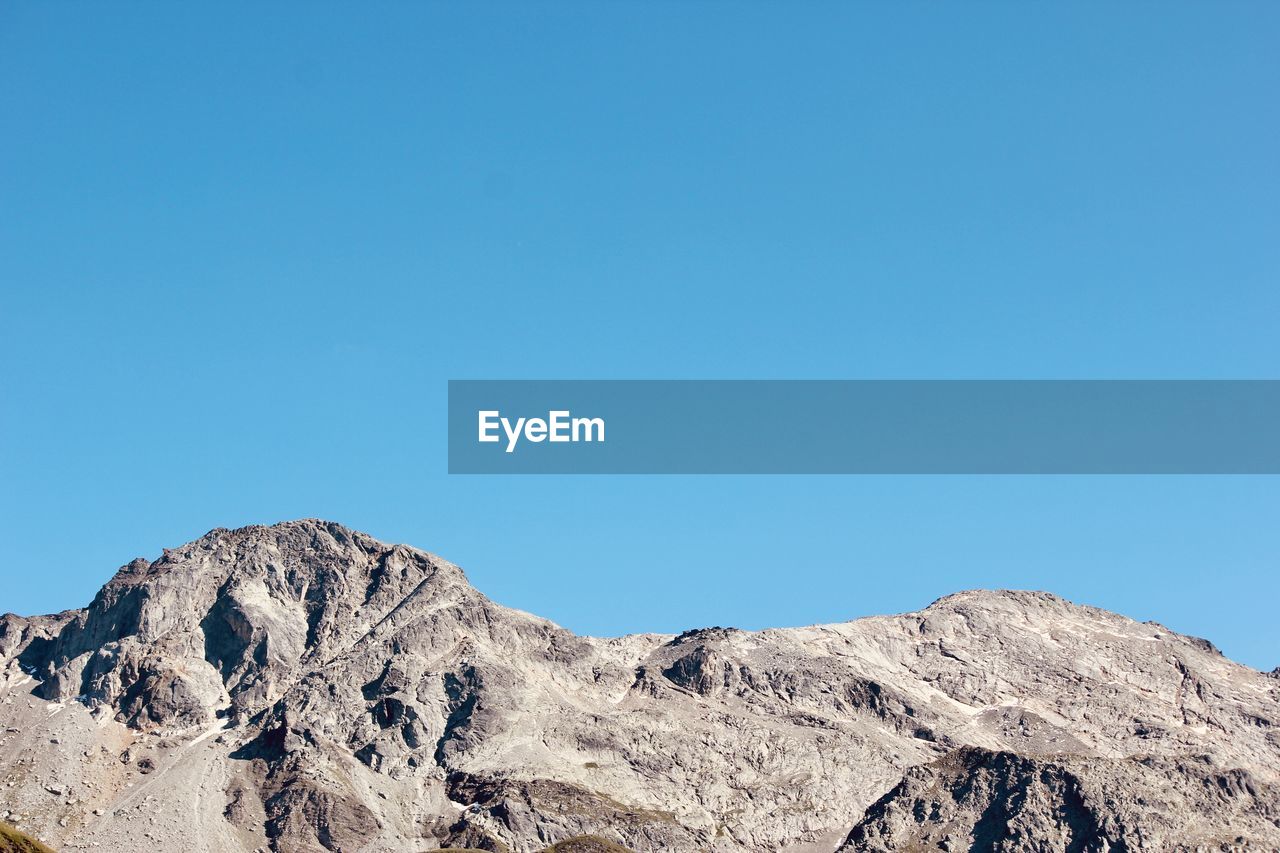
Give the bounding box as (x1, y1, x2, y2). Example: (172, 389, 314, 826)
(0, 520, 1277, 852)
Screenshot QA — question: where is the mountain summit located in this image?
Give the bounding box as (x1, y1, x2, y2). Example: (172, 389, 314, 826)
(1, 520, 1277, 852)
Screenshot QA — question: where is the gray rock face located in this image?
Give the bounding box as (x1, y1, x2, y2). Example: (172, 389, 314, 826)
(839, 747, 1280, 852)
(1, 519, 1278, 852)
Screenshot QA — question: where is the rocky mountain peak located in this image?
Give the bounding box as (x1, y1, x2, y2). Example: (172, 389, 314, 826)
(2, 523, 1277, 853)
(23, 520, 478, 730)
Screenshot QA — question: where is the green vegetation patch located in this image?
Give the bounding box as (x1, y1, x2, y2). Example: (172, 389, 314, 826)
(0, 822, 56, 853)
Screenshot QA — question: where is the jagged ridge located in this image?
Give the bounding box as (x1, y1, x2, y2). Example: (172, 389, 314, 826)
(0, 520, 1277, 853)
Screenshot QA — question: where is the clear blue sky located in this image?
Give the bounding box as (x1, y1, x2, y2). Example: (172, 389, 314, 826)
(2, 4, 1277, 668)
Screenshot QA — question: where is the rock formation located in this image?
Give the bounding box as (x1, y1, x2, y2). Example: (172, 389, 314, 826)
(0, 520, 1276, 852)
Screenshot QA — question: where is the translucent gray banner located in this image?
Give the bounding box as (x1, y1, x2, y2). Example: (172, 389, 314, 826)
(447, 380, 1280, 474)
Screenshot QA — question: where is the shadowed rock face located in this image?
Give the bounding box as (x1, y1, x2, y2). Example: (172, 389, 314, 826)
(1, 520, 1278, 853)
(839, 747, 1280, 852)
